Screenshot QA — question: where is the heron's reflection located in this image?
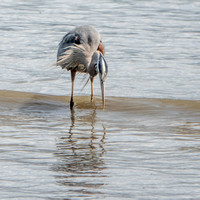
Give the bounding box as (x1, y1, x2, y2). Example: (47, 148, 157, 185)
(53, 107, 107, 194)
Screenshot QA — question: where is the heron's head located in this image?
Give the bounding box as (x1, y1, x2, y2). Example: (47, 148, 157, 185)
(98, 52, 108, 110)
(98, 51, 108, 110)
(89, 50, 108, 110)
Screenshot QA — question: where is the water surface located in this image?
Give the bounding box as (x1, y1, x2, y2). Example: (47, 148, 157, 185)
(1, 90, 200, 199)
(1, 0, 200, 199)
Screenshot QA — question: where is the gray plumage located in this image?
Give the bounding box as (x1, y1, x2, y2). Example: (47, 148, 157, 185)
(57, 25, 101, 73)
(57, 25, 108, 109)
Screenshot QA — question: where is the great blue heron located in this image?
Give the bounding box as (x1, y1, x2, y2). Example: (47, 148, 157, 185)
(57, 25, 108, 110)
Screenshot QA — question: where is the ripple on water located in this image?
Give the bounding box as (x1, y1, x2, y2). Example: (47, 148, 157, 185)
(1, 90, 200, 199)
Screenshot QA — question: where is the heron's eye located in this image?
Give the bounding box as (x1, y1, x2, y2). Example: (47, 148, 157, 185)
(74, 36, 80, 44)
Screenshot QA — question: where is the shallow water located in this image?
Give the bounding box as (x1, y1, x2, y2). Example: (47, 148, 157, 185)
(1, 0, 200, 199)
(1, 90, 200, 199)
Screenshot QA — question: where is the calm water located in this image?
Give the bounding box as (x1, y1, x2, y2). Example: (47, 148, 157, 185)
(1, 0, 200, 199)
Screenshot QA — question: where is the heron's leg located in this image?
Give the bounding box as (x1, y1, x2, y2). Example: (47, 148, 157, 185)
(90, 76, 94, 102)
(70, 70, 76, 109)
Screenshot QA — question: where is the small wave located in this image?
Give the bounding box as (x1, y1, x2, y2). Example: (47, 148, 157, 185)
(0, 90, 200, 112)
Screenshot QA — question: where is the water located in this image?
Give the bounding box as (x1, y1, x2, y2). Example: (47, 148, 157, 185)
(1, 0, 200, 199)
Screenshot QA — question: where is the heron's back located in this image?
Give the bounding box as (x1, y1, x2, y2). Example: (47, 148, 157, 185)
(57, 25, 101, 72)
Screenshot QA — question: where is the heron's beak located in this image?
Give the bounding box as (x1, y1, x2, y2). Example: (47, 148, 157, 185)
(97, 52, 108, 110)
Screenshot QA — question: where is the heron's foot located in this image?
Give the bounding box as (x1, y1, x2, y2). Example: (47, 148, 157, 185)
(91, 95, 94, 102)
(70, 99, 74, 110)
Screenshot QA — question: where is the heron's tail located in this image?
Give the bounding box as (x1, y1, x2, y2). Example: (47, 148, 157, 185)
(57, 44, 89, 72)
